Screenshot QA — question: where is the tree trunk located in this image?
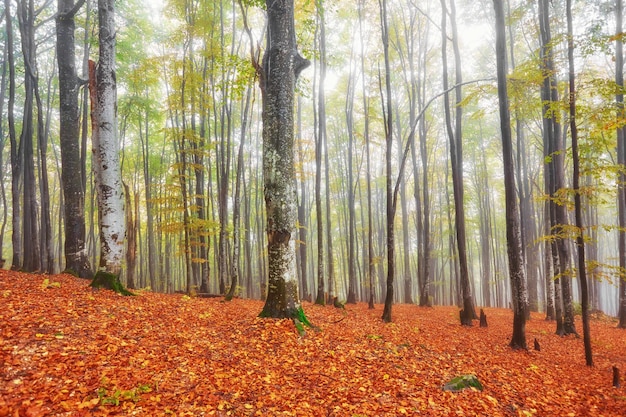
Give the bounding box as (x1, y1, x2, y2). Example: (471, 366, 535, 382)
(357, 0, 375, 309)
(616, 0, 626, 329)
(226, 80, 253, 301)
(493, 0, 527, 350)
(18, 0, 41, 273)
(90, 0, 126, 288)
(6, 0, 22, 272)
(566, 0, 593, 365)
(56, 0, 93, 278)
(380, 0, 396, 323)
(346, 70, 358, 304)
(0, 34, 8, 265)
(258, 0, 311, 322)
(441, 0, 475, 325)
(313, 0, 326, 306)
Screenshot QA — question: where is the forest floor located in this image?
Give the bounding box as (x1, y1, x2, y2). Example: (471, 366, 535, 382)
(1, 271, 626, 416)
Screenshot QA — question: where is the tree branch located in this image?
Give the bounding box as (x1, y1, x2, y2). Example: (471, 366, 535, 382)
(392, 77, 496, 207)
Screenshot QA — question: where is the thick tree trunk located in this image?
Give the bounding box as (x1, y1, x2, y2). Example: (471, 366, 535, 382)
(90, 0, 126, 286)
(259, 0, 310, 322)
(56, 0, 93, 278)
(493, 0, 527, 350)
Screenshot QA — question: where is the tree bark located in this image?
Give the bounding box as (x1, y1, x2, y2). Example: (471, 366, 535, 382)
(441, 0, 475, 325)
(90, 0, 126, 283)
(56, 0, 93, 278)
(566, 0, 593, 365)
(493, 0, 528, 350)
(380, 0, 395, 323)
(616, 0, 626, 329)
(258, 0, 311, 321)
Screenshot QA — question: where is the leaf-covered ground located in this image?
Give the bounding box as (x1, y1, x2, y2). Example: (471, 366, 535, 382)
(1, 271, 625, 416)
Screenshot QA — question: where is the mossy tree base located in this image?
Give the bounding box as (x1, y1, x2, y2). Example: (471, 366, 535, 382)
(90, 271, 134, 296)
(259, 306, 317, 336)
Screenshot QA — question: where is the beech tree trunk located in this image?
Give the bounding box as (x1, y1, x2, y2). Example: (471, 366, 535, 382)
(566, 0, 593, 365)
(441, 0, 475, 325)
(56, 0, 93, 278)
(90, 0, 126, 282)
(258, 0, 310, 320)
(313, 0, 325, 305)
(616, 0, 626, 329)
(4, 0, 20, 271)
(493, 0, 527, 349)
(380, 0, 396, 323)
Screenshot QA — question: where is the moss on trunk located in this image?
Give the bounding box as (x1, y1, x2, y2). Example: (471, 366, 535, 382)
(90, 271, 134, 296)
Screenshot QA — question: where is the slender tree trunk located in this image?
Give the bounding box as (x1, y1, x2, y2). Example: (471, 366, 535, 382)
(124, 183, 137, 289)
(226, 80, 253, 301)
(441, 0, 475, 324)
(566, 0, 592, 364)
(5, 0, 22, 272)
(616, 0, 626, 329)
(358, 0, 375, 309)
(17, 0, 41, 273)
(381, 0, 396, 323)
(539, 0, 567, 333)
(313, 0, 326, 306)
(346, 70, 358, 304)
(0, 40, 7, 264)
(494, 0, 528, 349)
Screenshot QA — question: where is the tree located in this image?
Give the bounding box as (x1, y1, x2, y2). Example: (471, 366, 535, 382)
(616, 0, 626, 329)
(565, 0, 592, 365)
(89, 0, 129, 294)
(538, 0, 570, 335)
(258, 0, 311, 324)
(440, 0, 476, 325)
(4, 0, 21, 271)
(381, 0, 396, 323)
(313, 0, 326, 306)
(493, 0, 527, 350)
(56, 0, 93, 279)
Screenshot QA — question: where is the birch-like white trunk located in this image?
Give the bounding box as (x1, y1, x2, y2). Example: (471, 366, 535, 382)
(92, 0, 125, 276)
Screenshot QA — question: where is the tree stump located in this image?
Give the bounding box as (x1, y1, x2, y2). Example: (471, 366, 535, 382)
(613, 366, 620, 388)
(534, 338, 541, 351)
(479, 309, 488, 327)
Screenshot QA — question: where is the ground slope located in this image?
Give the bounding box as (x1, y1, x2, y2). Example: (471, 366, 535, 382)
(1, 271, 625, 416)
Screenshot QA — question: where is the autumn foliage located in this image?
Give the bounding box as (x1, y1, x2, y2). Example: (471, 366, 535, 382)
(1, 270, 626, 416)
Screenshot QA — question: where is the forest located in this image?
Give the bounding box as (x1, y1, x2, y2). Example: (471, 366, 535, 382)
(2, 0, 626, 414)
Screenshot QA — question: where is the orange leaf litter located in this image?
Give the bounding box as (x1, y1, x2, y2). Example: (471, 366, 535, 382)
(1, 270, 625, 416)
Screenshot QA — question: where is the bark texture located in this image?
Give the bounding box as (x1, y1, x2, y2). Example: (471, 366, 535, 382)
(259, 0, 310, 319)
(91, 0, 126, 279)
(493, 0, 528, 349)
(56, 0, 93, 278)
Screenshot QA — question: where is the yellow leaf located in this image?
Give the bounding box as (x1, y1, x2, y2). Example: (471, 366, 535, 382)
(485, 395, 498, 406)
(383, 374, 390, 380)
